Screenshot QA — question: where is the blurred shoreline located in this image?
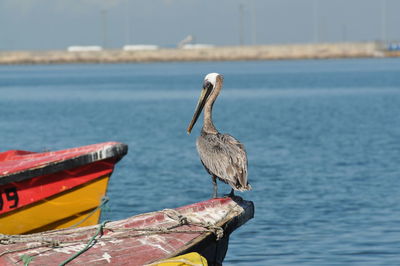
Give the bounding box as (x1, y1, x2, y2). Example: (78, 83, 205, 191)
(0, 42, 399, 65)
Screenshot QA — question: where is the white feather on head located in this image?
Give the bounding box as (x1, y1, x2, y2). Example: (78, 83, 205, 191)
(204, 73, 221, 87)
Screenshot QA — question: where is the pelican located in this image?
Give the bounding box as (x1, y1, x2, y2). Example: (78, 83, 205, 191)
(187, 73, 252, 198)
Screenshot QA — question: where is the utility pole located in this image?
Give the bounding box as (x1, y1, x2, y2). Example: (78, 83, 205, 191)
(313, 0, 319, 43)
(124, 6, 130, 44)
(239, 4, 244, 46)
(381, 0, 387, 44)
(341, 24, 347, 43)
(101, 9, 108, 49)
(251, 0, 257, 45)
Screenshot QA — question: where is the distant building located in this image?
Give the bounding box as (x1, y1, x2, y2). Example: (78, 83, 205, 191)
(178, 35, 194, 48)
(122, 45, 159, 51)
(178, 34, 213, 49)
(181, 44, 214, 49)
(387, 42, 400, 51)
(67, 46, 103, 52)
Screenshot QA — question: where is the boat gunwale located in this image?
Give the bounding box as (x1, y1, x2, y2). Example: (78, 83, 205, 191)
(0, 142, 128, 185)
(0, 197, 254, 265)
(18, 197, 248, 238)
(158, 197, 254, 264)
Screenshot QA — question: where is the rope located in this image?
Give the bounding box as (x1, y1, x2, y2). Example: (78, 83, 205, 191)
(0, 235, 60, 246)
(162, 208, 224, 240)
(0, 196, 109, 260)
(163, 209, 189, 225)
(0, 206, 228, 264)
(102, 209, 224, 240)
(0, 197, 110, 264)
(67, 196, 109, 229)
(58, 220, 110, 266)
(0, 236, 60, 258)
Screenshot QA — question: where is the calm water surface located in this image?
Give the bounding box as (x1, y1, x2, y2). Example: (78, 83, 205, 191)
(1, 59, 400, 265)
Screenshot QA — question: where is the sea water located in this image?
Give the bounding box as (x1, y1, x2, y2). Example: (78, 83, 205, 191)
(1, 58, 400, 265)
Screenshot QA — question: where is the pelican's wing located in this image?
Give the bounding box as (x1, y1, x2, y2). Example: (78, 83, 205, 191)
(196, 133, 250, 191)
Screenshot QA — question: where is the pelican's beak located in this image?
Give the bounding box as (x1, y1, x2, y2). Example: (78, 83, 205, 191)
(187, 81, 213, 134)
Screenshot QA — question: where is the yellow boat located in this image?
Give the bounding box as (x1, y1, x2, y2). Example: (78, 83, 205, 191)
(148, 252, 208, 266)
(0, 142, 127, 234)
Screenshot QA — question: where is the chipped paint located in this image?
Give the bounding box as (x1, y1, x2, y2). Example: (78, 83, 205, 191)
(108, 239, 123, 244)
(90, 252, 112, 263)
(138, 235, 171, 254)
(0, 198, 254, 266)
(54, 244, 88, 254)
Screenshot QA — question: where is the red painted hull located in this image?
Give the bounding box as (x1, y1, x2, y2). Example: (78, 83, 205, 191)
(0, 142, 127, 215)
(0, 197, 254, 265)
(0, 142, 128, 234)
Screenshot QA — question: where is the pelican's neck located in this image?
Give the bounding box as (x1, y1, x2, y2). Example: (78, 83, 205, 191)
(202, 77, 222, 135)
(203, 101, 218, 134)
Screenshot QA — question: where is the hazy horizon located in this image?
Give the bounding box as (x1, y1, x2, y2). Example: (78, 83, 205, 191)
(0, 0, 399, 51)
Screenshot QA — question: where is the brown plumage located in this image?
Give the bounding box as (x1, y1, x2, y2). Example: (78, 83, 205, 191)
(187, 73, 251, 198)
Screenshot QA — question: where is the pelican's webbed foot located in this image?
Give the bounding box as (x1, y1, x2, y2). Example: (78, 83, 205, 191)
(224, 188, 235, 198)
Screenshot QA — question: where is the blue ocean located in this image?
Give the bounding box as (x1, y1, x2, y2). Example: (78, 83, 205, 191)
(1, 58, 400, 265)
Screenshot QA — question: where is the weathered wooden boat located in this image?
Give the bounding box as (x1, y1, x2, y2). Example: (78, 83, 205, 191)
(0, 142, 128, 235)
(0, 197, 254, 265)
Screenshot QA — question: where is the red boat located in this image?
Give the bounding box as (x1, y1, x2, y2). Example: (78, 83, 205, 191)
(0, 197, 254, 265)
(0, 142, 128, 234)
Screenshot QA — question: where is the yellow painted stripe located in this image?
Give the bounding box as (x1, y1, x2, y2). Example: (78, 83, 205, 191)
(0, 176, 110, 235)
(150, 252, 208, 266)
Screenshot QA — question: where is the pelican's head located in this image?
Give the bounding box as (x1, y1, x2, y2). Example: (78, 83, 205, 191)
(203, 72, 221, 88)
(187, 73, 223, 134)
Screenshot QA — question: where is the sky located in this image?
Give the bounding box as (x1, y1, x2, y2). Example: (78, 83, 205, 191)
(0, 0, 399, 51)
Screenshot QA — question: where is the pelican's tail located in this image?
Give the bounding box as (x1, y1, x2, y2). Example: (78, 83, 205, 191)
(243, 183, 252, 191)
(235, 183, 252, 192)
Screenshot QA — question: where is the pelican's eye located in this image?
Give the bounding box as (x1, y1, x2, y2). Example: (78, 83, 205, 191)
(203, 80, 213, 90)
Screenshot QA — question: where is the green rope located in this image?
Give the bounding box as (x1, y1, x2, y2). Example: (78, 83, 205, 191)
(67, 196, 109, 229)
(21, 254, 33, 266)
(58, 220, 110, 266)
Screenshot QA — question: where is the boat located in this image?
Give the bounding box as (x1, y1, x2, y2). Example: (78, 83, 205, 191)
(0, 197, 254, 265)
(0, 142, 128, 235)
